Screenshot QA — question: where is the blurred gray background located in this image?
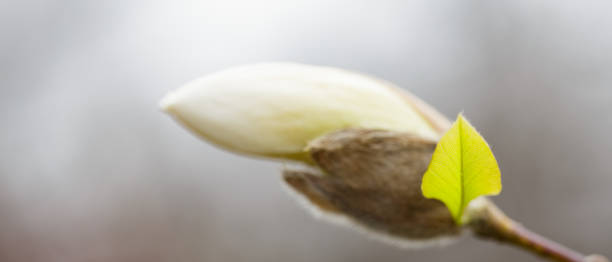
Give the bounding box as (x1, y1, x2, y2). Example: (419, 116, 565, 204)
(1, 0, 611, 261)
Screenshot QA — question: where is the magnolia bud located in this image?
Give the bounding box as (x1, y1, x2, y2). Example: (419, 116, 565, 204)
(160, 63, 449, 161)
(161, 63, 607, 259)
(161, 63, 458, 247)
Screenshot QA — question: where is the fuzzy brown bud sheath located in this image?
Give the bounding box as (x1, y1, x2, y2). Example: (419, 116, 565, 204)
(283, 129, 460, 248)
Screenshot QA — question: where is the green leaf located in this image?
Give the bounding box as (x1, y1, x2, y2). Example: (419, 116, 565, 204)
(421, 114, 502, 224)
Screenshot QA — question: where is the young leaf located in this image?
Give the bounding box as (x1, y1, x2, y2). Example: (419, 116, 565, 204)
(421, 114, 502, 224)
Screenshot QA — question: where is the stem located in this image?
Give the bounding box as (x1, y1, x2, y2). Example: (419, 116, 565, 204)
(466, 198, 608, 262)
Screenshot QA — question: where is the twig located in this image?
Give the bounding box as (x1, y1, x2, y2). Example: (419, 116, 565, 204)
(466, 198, 608, 262)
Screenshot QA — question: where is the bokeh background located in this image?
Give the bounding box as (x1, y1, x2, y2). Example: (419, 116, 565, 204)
(1, 1, 611, 261)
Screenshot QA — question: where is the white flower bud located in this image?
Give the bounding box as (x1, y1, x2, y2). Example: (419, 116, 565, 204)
(160, 63, 445, 161)
(161, 63, 460, 248)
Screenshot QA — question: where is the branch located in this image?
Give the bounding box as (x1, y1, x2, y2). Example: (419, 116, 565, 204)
(466, 198, 608, 262)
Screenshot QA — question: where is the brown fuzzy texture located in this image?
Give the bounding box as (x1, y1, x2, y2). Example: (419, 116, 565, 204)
(283, 129, 459, 240)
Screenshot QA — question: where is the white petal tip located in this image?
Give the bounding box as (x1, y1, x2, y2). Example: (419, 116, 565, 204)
(159, 91, 179, 114)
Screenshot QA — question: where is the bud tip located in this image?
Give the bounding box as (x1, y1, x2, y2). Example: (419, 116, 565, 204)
(159, 91, 179, 114)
